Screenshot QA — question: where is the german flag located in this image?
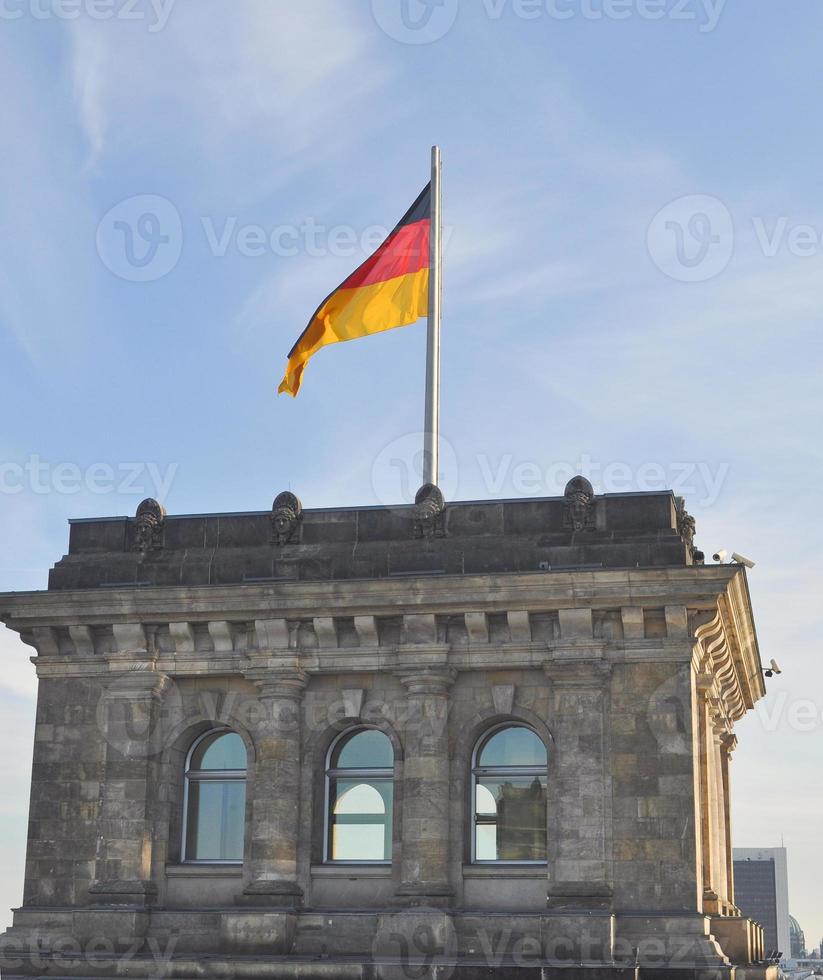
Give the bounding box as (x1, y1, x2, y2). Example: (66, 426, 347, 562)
(278, 183, 431, 397)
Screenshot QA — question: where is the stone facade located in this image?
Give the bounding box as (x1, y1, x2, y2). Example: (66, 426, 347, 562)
(0, 486, 778, 979)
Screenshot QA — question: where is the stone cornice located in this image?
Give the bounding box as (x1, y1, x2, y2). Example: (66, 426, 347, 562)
(0, 565, 743, 628)
(691, 573, 765, 723)
(1, 567, 764, 717)
(29, 642, 705, 679)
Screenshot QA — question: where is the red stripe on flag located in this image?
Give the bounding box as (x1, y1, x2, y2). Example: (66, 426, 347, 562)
(339, 218, 430, 291)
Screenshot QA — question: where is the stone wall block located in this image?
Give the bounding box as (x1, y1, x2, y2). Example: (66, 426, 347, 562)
(507, 610, 531, 642)
(312, 617, 337, 649)
(353, 616, 379, 646)
(207, 620, 234, 652)
(111, 623, 147, 655)
(621, 607, 645, 639)
(464, 612, 489, 644)
(665, 604, 689, 639)
(32, 627, 59, 657)
(68, 626, 94, 657)
(169, 622, 195, 653)
(254, 619, 290, 652)
(559, 608, 594, 640)
(403, 614, 437, 645)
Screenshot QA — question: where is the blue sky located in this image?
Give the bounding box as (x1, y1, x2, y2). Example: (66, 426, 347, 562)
(1, 0, 822, 947)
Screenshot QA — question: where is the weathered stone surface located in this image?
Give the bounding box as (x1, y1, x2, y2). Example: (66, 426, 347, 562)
(53, 492, 694, 591)
(0, 490, 769, 978)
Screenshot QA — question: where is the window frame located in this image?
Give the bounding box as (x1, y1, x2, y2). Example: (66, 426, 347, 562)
(181, 727, 247, 866)
(323, 726, 395, 866)
(470, 722, 548, 866)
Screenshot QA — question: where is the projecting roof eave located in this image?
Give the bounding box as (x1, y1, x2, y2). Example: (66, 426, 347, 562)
(1, 561, 751, 631)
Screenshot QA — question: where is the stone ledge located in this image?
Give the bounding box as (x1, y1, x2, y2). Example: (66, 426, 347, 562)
(462, 864, 548, 878)
(166, 864, 243, 878)
(310, 865, 392, 878)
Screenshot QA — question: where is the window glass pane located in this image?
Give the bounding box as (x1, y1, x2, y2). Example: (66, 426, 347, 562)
(475, 776, 547, 861)
(335, 782, 386, 815)
(475, 783, 497, 816)
(190, 732, 247, 772)
(329, 778, 392, 861)
(475, 823, 497, 861)
(186, 780, 246, 860)
(478, 727, 546, 769)
(331, 730, 393, 770)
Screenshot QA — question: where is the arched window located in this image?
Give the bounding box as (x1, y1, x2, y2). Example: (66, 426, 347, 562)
(326, 728, 394, 863)
(472, 724, 548, 863)
(183, 729, 247, 863)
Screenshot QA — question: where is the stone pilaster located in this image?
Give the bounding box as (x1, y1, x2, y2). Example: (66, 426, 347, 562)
(719, 731, 738, 912)
(696, 678, 725, 914)
(394, 666, 456, 907)
(239, 659, 307, 907)
(545, 660, 612, 910)
(89, 666, 171, 906)
(710, 716, 731, 907)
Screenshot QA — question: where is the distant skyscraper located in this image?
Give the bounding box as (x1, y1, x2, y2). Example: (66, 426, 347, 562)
(733, 847, 791, 960)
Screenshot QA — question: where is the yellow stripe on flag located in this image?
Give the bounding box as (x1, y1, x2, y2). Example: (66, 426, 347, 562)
(278, 267, 429, 397)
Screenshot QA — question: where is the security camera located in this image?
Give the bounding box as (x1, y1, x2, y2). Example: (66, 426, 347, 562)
(764, 659, 782, 678)
(713, 550, 728, 563)
(732, 552, 756, 569)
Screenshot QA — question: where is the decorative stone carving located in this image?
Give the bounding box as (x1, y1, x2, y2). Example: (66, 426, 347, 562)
(131, 498, 165, 554)
(492, 683, 516, 715)
(413, 483, 446, 539)
(676, 498, 701, 562)
(271, 492, 302, 546)
(341, 689, 365, 719)
(563, 476, 595, 532)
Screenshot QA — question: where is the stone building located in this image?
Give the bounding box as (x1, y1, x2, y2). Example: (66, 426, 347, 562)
(0, 482, 778, 978)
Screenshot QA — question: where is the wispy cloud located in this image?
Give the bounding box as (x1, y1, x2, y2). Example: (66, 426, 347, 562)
(0, 37, 96, 369)
(69, 2, 386, 198)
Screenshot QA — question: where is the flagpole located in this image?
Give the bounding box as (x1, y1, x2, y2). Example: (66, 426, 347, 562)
(423, 145, 442, 487)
